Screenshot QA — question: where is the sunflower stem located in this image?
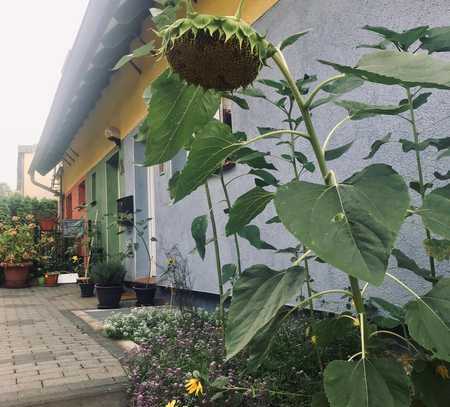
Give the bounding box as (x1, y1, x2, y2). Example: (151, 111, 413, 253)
(271, 48, 369, 347)
(185, 0, 195, 15)
(235, 0, 246, 19)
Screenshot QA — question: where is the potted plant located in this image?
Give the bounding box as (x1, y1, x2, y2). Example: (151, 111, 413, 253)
(118, 213, 157, 306)
(0, 215, 38, 288)
(34, 199, 58, 231)
(44, 271, 59, 287)
(91, 262, 126, 309)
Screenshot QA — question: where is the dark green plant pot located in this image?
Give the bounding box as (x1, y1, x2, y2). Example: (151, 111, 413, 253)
(79, 282, 95, 298)
(95, 285, 123, 309)
(134, 285, 156, 306)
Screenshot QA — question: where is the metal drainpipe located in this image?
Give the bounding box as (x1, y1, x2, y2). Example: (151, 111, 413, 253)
(29, 169, 62, 198)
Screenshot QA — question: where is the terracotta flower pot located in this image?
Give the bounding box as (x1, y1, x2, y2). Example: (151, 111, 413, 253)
(44, 273, 59, 287)
(3, 263, 32, 289)
(39, 218, 57, 232)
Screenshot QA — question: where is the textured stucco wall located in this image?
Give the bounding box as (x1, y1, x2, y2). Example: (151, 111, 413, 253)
(155, 0, 450, 308)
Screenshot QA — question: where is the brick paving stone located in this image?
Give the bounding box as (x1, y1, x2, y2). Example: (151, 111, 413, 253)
(0, 285, 127, 404)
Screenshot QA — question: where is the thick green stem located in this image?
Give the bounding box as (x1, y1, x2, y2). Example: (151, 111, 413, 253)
(406, 88, 437, 283)
(205, 180, 224, 321)
(272, 49, 369, 344)
(235, 0, 245, 19)
(220, 172, 242, 276)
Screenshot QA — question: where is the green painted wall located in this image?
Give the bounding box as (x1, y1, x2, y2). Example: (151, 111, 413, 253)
(86, 148, 124, 261)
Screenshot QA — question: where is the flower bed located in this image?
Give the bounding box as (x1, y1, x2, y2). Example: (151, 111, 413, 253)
(104, 308, 360, 406)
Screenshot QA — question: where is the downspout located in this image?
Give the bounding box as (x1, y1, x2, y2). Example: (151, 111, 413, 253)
(29, 169, 62, 197)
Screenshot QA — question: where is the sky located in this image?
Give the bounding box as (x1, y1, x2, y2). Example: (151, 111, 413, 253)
(0, 0, 89, 189)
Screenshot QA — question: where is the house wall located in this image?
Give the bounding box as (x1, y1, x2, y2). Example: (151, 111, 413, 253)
(64, 178, 87, 221)
(18, 149, 54, 199)
(61, 0, 279, 193)
(153, 0, 450, 308)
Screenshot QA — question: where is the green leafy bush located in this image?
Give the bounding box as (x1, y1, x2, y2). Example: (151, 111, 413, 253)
(91, 262, 126, 286)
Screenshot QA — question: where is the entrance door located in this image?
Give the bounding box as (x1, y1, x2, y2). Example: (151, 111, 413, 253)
(106, 152, 120, 259)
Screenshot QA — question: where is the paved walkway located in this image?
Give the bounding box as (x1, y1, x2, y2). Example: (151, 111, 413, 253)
(0, 285, 128, 406)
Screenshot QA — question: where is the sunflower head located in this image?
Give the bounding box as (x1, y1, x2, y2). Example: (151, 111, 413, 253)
(159, 12, 273, 91)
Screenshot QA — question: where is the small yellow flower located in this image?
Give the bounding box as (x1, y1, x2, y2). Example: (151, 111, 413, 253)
(185, 378, 203, 396)
(166, 401, 178, 407)
(310, 335, 318, 346)
(436, 365, 449, 380)
(71, 255, 79, 262)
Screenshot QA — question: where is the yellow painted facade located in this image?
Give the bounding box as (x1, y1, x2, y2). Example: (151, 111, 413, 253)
(63, 0, 278, 192)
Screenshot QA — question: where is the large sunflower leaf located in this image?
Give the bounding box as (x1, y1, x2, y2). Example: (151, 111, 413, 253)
(420, 185, 450, 239)
(324, 359, 411, 407)
(320, 50, 450, 89)
(225, 187, 274, 236)
(143, 70, 221, 166)
(113, 42, 155, 70)
(275, 164, 410, 285)
(405, 278, 450, 362)
(173, 120, 243, 202)
(225, 265, 306, 359)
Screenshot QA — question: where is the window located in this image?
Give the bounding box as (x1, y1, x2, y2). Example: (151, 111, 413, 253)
(78, 181, 86, 207)
(66, 193, 73, 219)
(220, 98, 233, 128)
(91, 173, 97, 203)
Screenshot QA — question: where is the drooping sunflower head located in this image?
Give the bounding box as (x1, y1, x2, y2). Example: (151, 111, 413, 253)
(159, 12, 273, 91)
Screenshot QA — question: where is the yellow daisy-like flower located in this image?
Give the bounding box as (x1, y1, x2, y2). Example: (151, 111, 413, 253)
(71, 255, 79, 262)
(436, 365, 449, 380)
(185, 378, 203, 396)
(311, 335, 318, 346)
(165, 400, 178, 407)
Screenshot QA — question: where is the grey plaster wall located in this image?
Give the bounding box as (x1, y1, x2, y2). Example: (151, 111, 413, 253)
(153, 0, 450, 309)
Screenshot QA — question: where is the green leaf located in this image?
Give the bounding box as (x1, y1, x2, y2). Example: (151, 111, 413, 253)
(191, 215, 208, 260)
(411, 360, 450, 407)
(391, 248, 433, 282)
(173, 120, 243, 202)
(367, 297, 405, 329)
(325, 141, 354, 161)
(222, 94, 249, 110)
(420, 26, 450, 53)
(336, 93, 431, 120)
(250, 169, 279, 187)
(239, 87, 266, 98)
(258, 79, 284, 90)
(428, 136, 450, 151)
(150, 0, 181, 30)
(225, 264, 306, 359)
(438, 148, 450, 160)
(421, 185, 450, 239)
(399, 139, 431, 153)
(143, 70, 221, 166)
(322, 75, 364, 95)
(405, 278, 450, 361)
(275, 164, 410, 285)
(364, 133, 392, 160)
(324, 359, 411, 407)
(113, 42, 155, 70)
(225, 188, 274, 236)
(238, 225, 275, 250)
(363, 25, 429, 50)
(409, 181, 433, 196)
(278, 30, 310, 50)
(320, 50, 450, 89)
(232, 148, 276, 170)
(312, 316, 355, 348)
(424, 238, 450, 261)
(222, 264, 237, 284)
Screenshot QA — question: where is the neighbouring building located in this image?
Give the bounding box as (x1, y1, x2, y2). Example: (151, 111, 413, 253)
(31, 0, 449, 306)
(17, 145, 55, 199)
